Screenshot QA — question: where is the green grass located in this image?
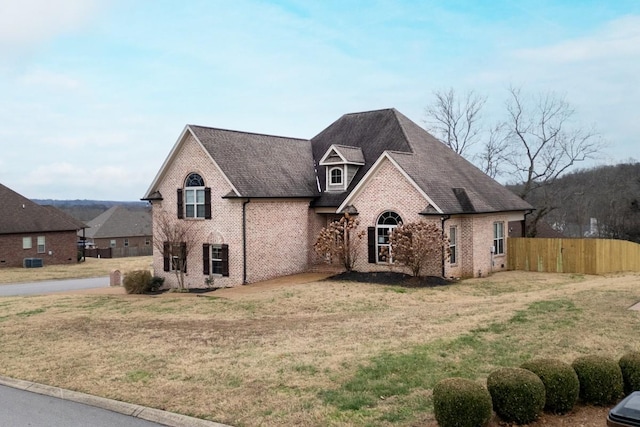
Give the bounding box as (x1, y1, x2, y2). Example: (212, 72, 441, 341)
(320, 297, 584, 421)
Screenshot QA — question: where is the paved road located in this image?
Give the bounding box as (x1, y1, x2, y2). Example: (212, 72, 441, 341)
(0, 276, 109, 296)
(0, 384, 166, 427)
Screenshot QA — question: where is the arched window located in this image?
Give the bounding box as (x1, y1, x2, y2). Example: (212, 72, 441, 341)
(184, 173, 205, 218)
(376, 211, 402, 263)
(329, 167, 343, 185)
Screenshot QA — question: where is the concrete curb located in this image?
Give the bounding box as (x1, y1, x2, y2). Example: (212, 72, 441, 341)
(0, 375, 232, 427)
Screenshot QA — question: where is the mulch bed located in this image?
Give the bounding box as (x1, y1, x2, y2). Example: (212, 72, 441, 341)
(328, 271, 455, 288)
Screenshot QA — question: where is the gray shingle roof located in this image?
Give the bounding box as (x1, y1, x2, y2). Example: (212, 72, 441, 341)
(0, 183, 86, 235)
(332, 145, 365, 164)
(189, 126, 319, 198)
(85, 206, 151, 239)
(311, 108, 532, 214)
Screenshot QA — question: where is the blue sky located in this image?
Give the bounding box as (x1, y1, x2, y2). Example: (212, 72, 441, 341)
(1, 0, 638, 200)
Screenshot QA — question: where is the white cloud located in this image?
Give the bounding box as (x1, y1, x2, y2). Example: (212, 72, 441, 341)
(0, 0, 103, 50)
(513, 15, 640, 63)
(19, 69, 82, 91)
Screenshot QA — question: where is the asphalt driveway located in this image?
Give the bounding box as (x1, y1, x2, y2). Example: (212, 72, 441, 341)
(0, 276, 109, 296)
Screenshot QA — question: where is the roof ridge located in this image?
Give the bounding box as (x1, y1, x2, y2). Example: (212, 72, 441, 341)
(341, 107, 396, 117)
(188, 124, 307, 142)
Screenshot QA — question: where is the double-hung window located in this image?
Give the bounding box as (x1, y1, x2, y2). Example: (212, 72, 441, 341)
(202, 243, 229, 277)
(37, 236, 45, 253)
(493, 222, 505, 255)
(449, 226, 457, 264)
(179, 173, 210, 219)
(23, 237, 32, 249)
(163, 242, 187, 273)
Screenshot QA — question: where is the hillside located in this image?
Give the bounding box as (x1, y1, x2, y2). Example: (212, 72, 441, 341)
(33, 199, 149, 222)
(510, 162, 640, 242)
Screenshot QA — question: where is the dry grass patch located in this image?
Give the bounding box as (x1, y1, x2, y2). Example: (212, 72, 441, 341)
(0, 271, 639, 426)
(0, 256, 153, 284)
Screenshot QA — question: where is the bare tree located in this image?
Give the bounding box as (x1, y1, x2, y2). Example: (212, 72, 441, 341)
(474, 122, 509, 179)
(153, 211, 198, 291)
(502, 87, 603, 236)
(388, 221, 449, 277)
(424, 88, 487, 156)
(314, 213, 365, 271)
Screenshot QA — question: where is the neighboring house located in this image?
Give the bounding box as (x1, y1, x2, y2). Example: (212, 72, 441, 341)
(0, 183, 86, 268)
(143, 108, 533, 288)
(82, 206, 152, 256)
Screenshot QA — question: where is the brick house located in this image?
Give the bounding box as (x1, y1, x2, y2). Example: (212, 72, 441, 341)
(82, 205, 152, 256)
(0, 183, 86, 268)
(143, 109, 532, 288)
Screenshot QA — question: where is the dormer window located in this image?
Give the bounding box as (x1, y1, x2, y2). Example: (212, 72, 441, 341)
(330, 167, 343, 185)
(319, 144, 365, 193)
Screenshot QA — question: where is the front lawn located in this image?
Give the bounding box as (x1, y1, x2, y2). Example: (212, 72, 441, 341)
(0, 271, 638, 426)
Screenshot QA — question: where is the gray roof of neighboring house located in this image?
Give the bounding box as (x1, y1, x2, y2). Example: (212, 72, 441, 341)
(311, 108, 532, 214)
(0, 183, 86, 235)
(84, 206, 151, 239)
(189, 126, 319, 198)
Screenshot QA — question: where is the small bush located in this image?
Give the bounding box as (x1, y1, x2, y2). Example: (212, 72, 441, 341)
(123, 270, 152, 294)
(572, 355, 623, 405)
(487, 367, 545, 425)
(521, 358, 579, 414)
(149, 276, 165, 292)
(619, 351, 640, 395)
(433, 377, 493, 427)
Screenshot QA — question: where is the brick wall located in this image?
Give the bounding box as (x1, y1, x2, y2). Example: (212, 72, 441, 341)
(0, 231, 78, 268)
(245, 199, 312, 283)
(150, 132, 313, 288)
(345, 158, 445, 276)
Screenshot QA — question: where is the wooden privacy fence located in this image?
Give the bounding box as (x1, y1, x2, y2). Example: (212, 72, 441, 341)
(508, 238, 640, 275)
(84, 246, 153, 259)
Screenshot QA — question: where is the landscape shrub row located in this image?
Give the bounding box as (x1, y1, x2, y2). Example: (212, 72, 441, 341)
(433, 351, 640, 427)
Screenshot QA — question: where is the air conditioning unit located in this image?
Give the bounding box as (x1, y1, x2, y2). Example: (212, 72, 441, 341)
(23, 258, 44, 268)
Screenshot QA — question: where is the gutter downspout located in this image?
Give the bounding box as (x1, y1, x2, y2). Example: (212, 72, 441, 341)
(242, 198, 251, 284)
(440, 215, 451, 277)
(523, 209, 534, 237)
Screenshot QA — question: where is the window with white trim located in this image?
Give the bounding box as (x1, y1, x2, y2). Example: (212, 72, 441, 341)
(449, 226, 457, 264)
(329, 167, 343, 185)
(37, 236, 45, 253)
(124, 238, 129, 247)
(110, 239, 116, 248)
(376, 211, 402, 263)
(184, 173, 205, 218)
(23, 237, 32, 249)
(493, 222, 505, 255)
(203, 243, 229, 277)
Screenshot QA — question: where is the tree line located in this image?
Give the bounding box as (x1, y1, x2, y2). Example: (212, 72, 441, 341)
(422, 86, 639, 239)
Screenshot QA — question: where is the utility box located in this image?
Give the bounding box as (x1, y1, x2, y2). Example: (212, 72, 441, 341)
(608, 392, 640, 427)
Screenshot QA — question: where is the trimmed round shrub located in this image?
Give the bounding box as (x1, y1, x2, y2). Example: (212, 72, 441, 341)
(619, 351, 640, 395)
(123, 270, 152, 294)
(521, 358, 579, 414)
(572, 355, 623, 405)
(487, 367, 545, 425)
(433, 377, 493, 427)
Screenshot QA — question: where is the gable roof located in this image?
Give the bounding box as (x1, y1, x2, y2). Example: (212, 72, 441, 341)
(313, 108, 532, 214)
(84, 206, 151, 239)
(0, 183, 86, 235)
(144, 126, 319, 199)
(319, 145, 365, 165)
